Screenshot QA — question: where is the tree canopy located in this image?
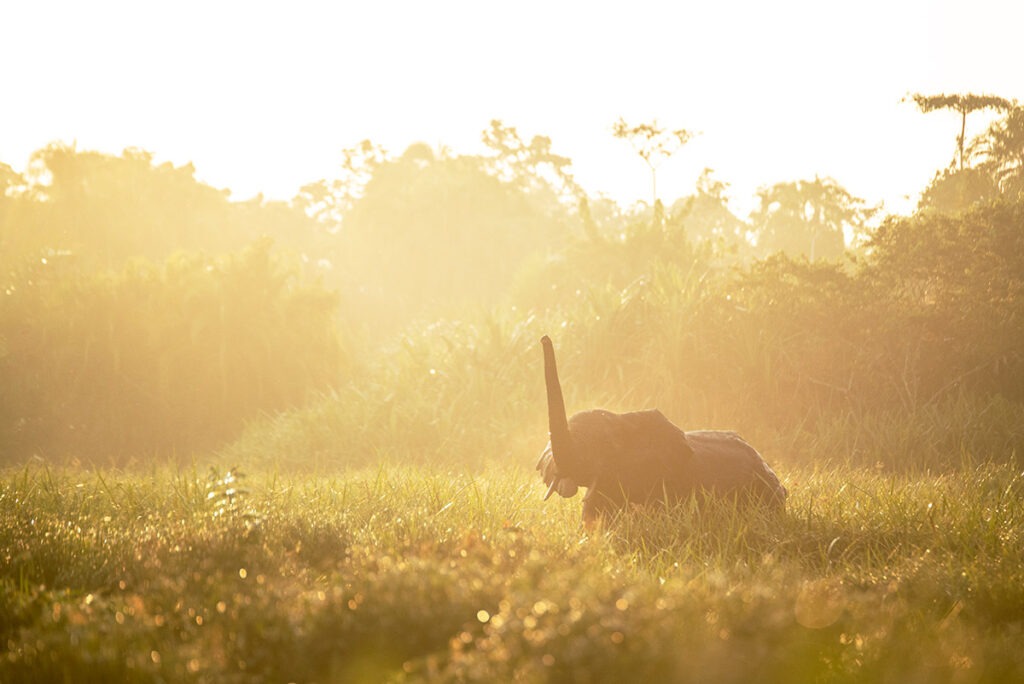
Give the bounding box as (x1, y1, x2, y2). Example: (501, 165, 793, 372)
(612, 118, 695, 211)
(915, 102, 1024, 213)
(908, 92, 1014, 171)
(750, 177, 872, 261)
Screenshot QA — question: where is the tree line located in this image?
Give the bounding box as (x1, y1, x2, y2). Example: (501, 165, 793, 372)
(0, 94, 1021, 463)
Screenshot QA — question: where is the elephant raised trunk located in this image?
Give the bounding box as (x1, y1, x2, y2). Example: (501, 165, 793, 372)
(540, 335, 582, 499)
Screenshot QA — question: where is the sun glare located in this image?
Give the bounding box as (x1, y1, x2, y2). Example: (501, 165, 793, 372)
(0, 1, 1019, 215)
(2, 2, 1024, 682)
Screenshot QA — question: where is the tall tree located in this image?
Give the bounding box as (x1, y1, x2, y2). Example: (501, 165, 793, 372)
(751, 177, 871, 262)
(0, 163, 26, 259)
(908, 93, 1013, 171)
(481, 120, 581, 205)
(612, 118, 695, 212)
(0, 163, 21, 192)
(670, 168, 748, 252)
(917, 166, 999, 214)
(15, 145, 240, 269)
(915, 101, 1021, 213)
(339, 144, 564, 325)
(0, 145, 322, 277)
(972, 105, 1024, 198)
(294, 139, 387, 229)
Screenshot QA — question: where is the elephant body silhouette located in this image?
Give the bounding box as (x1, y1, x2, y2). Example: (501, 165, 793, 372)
(537, 335, 786, 525)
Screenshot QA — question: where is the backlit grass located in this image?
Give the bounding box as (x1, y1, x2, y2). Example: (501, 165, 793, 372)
(2, 461, 1022, 682)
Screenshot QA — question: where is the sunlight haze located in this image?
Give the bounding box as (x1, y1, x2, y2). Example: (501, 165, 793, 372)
(2, 0, 1022, 214)
(4, 3, 1024, 679)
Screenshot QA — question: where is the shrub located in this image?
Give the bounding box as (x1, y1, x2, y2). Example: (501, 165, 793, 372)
(0, 241, 345, 463)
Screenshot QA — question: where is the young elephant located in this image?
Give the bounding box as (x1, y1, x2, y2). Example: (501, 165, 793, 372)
(537, 335, 786, 524)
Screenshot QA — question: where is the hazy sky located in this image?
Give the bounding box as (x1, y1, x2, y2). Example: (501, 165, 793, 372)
(2, 0, 1022, 216)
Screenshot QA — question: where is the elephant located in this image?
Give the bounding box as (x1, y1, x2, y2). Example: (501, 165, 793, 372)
(536, 335, 787, 525)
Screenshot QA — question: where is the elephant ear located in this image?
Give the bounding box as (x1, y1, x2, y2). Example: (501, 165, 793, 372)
(586, 409, 694, 500)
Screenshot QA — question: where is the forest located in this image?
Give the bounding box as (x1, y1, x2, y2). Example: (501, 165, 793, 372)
(2, 102, 1023, 467)
(1, 96, 1023, 682)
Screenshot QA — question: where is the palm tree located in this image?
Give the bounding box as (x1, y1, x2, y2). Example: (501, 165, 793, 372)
(908, 93, 1013, 171)
(973, 106, 1024, 197)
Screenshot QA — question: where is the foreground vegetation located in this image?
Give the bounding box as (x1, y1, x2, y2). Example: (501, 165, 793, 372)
(2, 461, 1022, 682)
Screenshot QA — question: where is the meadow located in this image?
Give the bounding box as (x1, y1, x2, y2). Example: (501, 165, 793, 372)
(2, 458, 1023, 683)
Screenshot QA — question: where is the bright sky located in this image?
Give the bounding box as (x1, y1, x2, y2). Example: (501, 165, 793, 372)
(2, 0, 1022, 217)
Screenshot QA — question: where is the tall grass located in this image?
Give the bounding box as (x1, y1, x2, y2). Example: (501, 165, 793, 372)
(226, 250, 1024, 475)
(2, 462, 1023, 682)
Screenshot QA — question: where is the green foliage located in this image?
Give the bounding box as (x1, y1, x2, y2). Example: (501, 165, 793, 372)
(918, 166, 1001, 213)
(910, 93, 1014, 114)
(481, 120, 581, 205)
(914, 100, 1023, 212)
(0, 242, 344, 462)
(908, 92, 1014, 171)
(867, 200, 1024, 401)
(613, 117, 695, 208)
(339, 145, 570, 327)
(2, 463, 1023, 682)
(224, 312, 546, 471)
(294, 139, 387, 229)
(974, 105, 1024, 199)
(513, 208, 708, 314)
(668, 169, 750, 258)
(7, 131, 1020, 470)
(0, 144, 320, 275)
(750, 177, 872, 261)
(235, 198, 1024, 476)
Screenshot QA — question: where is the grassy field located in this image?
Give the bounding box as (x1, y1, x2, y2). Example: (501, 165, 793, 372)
(2, 459, 1023, 683)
